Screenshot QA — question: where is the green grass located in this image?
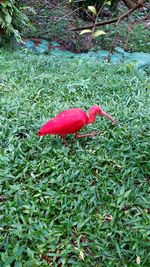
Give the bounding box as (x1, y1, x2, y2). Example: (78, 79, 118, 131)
(0, 49, 150, 267)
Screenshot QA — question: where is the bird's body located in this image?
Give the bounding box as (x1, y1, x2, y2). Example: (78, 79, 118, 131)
(38, 106, 116, 142)
(38, 108, 88, 137)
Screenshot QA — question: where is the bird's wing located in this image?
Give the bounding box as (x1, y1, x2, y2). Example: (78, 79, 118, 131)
(52, 109, 87, 134)
(39, 109, 88, 135)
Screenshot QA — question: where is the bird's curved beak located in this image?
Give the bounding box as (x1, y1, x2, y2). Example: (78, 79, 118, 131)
(101, 111, 117, 125)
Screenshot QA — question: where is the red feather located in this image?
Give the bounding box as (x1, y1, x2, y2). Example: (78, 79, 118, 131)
(38, 108, 88, 136)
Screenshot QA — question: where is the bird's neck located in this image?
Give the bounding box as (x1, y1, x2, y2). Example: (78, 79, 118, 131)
(87, 112, 96, 124)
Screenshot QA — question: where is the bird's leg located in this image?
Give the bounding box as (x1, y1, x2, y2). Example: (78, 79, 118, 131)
(75, 131, 99, 138)
(61, 135, 68, 146)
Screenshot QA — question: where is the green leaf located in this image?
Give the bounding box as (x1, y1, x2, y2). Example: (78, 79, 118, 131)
(27, 248, 34, 259)
(14, 261, 22, 267)
(5, 13, 12, 25)
(124, 189, 132, 198)
(1, 252, 14, 264)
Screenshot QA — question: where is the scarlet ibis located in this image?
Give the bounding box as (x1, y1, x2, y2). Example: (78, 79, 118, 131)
(38, 106, 117, 143)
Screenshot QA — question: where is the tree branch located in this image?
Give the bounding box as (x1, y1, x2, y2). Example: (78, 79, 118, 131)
(122, 0, 136, 9)
(70, 0, 148, 32)
(93, 1, 105, 33)
(80, 8, 95, 23)
(124, 15, 131, 51)
(107, 18, 122, 62)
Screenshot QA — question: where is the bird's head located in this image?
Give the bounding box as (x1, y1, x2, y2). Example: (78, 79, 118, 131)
(89, 105, 117, 125)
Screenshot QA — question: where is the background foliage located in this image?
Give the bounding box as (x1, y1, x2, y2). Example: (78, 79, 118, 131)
(21, 0, 150, 52)
(0, 0, 32, 44)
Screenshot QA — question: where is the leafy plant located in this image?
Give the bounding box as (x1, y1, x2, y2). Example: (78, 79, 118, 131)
(79, 5, 107, 39)
(69, 0, 149, 53)
(0, 0, 32, 42)
(20, 0, 149, 53)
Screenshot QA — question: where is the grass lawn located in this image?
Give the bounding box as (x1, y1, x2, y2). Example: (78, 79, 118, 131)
(0, 49, 150, 266)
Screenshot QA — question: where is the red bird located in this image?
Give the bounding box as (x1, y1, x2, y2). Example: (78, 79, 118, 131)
(38, 106, 116, 143)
